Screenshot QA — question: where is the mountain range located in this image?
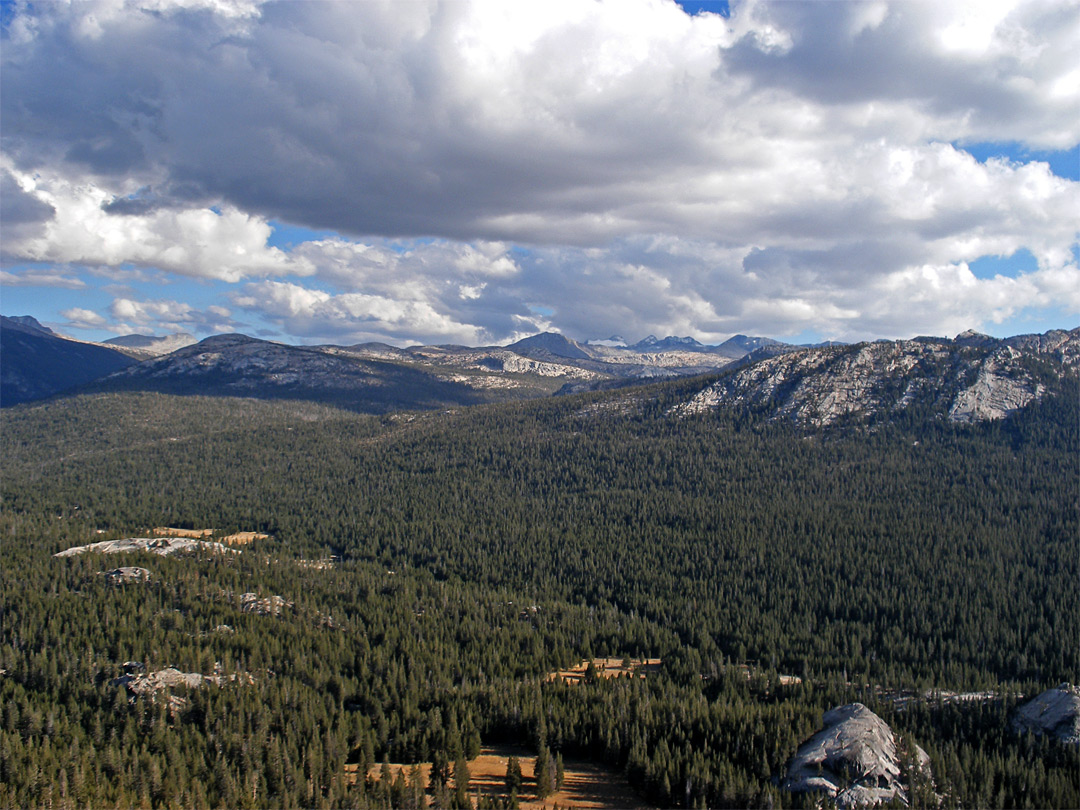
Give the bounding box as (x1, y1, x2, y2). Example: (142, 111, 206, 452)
(0, 319, 788, 410)
(2, 315, 1077, 427)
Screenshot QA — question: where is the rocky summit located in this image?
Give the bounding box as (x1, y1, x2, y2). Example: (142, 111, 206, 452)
(782, 703, 931, 808)
(1014, 684, 1080, 744)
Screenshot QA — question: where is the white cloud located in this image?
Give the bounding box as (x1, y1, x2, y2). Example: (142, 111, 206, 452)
(231, 279, 497, 346)
(1, 0, 1077, 343)
(60, 307, 110, 330)
(55, 296, 243, 336)
(1, 167, 310, 282)
(0, 269, 86, 289)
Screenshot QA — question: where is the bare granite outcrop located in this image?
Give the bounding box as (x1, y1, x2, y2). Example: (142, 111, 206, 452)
(1014, 684, 1080, 744)
(111, 667, 255, 713)
(55, 537, 238, 557)
(948, 347, 1044, 423)
(673, 329, 1076, 426)
(240, 592, 292, 616)
(782, 703, 931, 808)
(99, 566, 152, 584)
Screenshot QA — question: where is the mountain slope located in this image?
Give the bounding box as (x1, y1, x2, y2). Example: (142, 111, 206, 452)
(89, 333, 518, 412)
(0, 316, 139, 406)
(672, 329, 1078, 427)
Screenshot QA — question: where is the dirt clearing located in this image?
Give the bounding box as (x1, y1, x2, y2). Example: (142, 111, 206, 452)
(353, 744, 651, 809)
(548, 657, 662, 685)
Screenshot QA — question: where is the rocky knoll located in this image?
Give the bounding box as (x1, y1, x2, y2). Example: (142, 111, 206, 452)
(113, 667, 209, 695)
(782, 703, 930, 808)
(1014, 684, 1080, 744)
(240, 592, 292, 616)
(675, 328, 1077, 426)
(111, 667, 255, 714)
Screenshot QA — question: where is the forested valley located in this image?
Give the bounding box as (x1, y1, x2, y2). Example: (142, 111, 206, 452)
(1, 377, 1077, 808)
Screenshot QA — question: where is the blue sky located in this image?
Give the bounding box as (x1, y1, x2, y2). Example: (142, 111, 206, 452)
(2, 0, 1077, 347)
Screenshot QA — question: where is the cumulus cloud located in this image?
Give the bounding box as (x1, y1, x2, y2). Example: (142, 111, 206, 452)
(2, 0, 1077, 343)
(105, 297, 241, 335)
(231, 279, 517, 346)
(59, 307, 111, 331)
(1, 165, 311, 282)
(1, 169, 56, 253)
(56, 296, 241, 336)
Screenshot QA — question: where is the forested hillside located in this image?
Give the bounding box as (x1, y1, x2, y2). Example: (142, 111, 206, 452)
(1, 378, 1077, 808)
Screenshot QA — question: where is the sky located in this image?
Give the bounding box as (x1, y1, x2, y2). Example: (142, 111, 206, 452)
(1, 0, 1078, 348)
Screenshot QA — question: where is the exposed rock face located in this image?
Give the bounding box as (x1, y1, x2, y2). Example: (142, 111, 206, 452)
(114, 667, 207, 694)
(240, 592, 292, 616)
(55, 537, 236, 557)
(99, 567, 152, 584)
(783, 703, 930, 808)
(674, 329, 1077, 426)
(1014, 684, 1080, 744)
(111, 667, 255, 709)
(948, 347, 1044, 423)
(1004, 328, 1080, 368)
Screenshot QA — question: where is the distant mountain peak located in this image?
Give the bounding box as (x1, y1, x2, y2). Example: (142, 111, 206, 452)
(630, 335, 707, 352)
(2, 315, 56, 336)
(954, 329, 997, 348)
(104, 332, 197, 356)
(1, 317, 137, 406)
(719, 334, 784, 353)
(509, 332, 592, 360)
(192, 333, 262, 350)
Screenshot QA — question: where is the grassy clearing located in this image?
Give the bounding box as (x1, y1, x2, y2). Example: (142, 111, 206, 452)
(351, 745, 651, 809)
(222, 531, 270, 545)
